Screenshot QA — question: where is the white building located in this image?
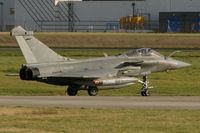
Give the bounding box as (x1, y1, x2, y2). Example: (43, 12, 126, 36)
(0, 0, 200, 32)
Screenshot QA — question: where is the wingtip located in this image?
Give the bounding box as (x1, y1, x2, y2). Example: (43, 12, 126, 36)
(11, 26, 33, 36)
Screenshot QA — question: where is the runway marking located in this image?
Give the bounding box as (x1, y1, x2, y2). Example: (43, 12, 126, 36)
(0, 96, 199, 109)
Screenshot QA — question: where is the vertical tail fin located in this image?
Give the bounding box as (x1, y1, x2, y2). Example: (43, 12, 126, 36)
(11, 26, 66, 64)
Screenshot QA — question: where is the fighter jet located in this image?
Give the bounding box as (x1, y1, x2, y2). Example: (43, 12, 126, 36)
(11, 26, 191, 96)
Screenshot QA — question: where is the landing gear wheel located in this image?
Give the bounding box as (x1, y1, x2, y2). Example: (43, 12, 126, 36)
(88, 86, 98, 96)
(141, 90, 149, 96)
(140, 76, 149, 96)
(67, 86, 78, 96)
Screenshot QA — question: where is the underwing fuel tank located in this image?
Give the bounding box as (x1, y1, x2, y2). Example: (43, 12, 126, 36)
(93, 77, 138, 86)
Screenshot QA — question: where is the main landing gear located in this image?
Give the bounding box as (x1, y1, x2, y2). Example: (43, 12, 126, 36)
(88, 86, 98, 96)
(140, 76, 150, 96)
(66, 85, 98, 96)
(66, 85, 80, 96)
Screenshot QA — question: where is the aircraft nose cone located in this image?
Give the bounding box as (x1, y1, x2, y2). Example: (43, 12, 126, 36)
(169, 60, 191, 69)
(176, 61, 191, 68)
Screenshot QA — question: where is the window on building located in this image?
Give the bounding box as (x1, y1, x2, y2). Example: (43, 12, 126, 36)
(10, 8, 14, 15)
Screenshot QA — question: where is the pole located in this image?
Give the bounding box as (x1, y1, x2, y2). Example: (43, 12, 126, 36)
(0, 2, 3, 31)
(132, 3, 135, 16)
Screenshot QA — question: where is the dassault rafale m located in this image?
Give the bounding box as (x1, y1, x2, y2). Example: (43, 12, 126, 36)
(11, 26, 191, 96)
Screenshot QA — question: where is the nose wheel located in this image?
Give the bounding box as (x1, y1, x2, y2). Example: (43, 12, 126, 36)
(140, 76, 149, 96)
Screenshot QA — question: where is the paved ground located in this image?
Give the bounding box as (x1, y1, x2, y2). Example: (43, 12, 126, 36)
(0, 96, 199, 109)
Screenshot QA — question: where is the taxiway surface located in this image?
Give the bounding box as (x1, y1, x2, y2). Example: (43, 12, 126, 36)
(0, 96, 199, 109)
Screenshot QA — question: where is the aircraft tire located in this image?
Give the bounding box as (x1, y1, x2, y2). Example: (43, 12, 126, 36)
(67, 86, 78, 96)
(88, 86, 98, 96)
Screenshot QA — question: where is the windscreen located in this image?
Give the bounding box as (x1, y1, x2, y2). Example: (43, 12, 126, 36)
(123, 48, 163, 57)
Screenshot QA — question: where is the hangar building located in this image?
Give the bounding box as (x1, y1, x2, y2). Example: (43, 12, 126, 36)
(0, 0, 200, 32)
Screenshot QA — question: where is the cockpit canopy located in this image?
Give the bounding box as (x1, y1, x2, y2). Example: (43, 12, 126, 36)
(122, 48, 163, 57)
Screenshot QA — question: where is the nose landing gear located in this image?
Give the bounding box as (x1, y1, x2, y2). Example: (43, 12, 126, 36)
(140, 76, 150, 96)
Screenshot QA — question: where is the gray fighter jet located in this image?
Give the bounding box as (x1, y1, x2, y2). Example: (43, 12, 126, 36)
(11, 26, 191, 96)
